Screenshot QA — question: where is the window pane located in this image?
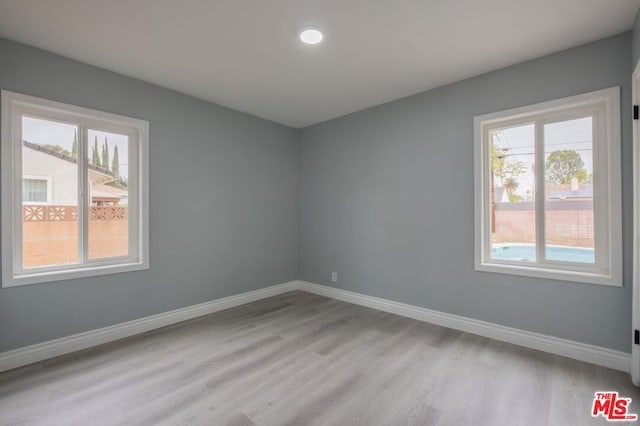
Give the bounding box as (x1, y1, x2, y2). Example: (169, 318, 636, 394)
(23, 179, 48, 203)
(489, 124, 536, 262)
(87, 129, 129, 259)
(22, 116, 79, 268)
(543, 117, 595, 263)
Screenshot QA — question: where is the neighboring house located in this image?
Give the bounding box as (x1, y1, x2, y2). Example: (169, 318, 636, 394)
(546, 182, 593, 201)
(22, 140, 127, 206)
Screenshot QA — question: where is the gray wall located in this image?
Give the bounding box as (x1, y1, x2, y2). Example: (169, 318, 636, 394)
(0, 38, 298, 352)
(298, 33, 633, 352)
(1, 31, 635, 355)
(633, 9, 640, 69)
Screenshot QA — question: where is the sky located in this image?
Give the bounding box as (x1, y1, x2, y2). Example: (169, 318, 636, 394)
(22, 116, 129, 178)
(492, 116, 593, 201)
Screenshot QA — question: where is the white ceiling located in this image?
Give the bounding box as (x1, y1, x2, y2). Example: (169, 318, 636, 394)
(0, 0, 638, 128)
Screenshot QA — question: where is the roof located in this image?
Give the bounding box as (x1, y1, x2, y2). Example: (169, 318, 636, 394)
(547, 189, 593, 200)
(23, 140, 116, 178)
(547, 183, 594, 200)
(92, 183, 128, 200)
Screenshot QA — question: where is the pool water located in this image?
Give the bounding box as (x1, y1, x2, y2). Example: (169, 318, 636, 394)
(491, 244, 594, 263)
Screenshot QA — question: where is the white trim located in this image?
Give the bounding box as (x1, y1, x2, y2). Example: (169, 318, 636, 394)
(1, 91, 15, 290)
(6, 261, 150, 287)
(0, 280, 630, 374)
(632, 61, 640, 386)
(474, 87, 622, 286)
(0, 281, 299, 373)
(1, 90, 150, 287)
(296, 281, 631, 373)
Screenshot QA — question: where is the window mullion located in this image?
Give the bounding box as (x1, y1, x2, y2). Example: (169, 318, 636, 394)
(80, 126, 89, 263)
(535, 121, 546, 264)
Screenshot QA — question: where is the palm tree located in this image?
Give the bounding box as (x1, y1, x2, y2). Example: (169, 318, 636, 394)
(503, 177, 520, 202)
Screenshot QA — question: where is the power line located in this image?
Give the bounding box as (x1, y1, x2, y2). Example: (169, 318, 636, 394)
(501, 148, 592, 157)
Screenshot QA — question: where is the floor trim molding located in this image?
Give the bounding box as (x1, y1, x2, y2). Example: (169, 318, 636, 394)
(296, 281, 631, 373)
(0, 281, 299, 373)
(1, 280, 630, 374)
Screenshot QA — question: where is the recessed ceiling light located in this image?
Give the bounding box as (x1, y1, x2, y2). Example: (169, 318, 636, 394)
(300, 28, 323, 45)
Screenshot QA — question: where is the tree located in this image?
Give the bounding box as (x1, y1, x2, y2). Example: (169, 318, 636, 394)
(71, 130, 78, 158)
(545, 150, 587, 184)
(490, 145, 506, 180)
(106, 176, 127, 190)
(502, 161, 525, 200)
(102, 138, 110, 170)
(92, 136, 100, 165)
(491, 145, 525, 201)
(111, 145, 120, 176)
(42, 144, 71, 156)
(503, 177, 522, 202)
(575, 169, 592, 183)
(489, 143, 526, 232)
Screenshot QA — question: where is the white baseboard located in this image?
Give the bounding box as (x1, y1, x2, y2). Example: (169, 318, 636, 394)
(1, 279, 630, 374)
(296, 281, 631, 373)
(0, 281, 299, 373)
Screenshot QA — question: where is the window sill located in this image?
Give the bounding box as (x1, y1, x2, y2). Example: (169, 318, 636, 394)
(2, 261, 149, 288)
(475, 261, 621, 287)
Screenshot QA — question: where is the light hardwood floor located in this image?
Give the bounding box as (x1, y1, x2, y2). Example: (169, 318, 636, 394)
(0, 290, 638, 425)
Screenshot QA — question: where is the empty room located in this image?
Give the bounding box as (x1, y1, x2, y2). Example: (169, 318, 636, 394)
(2, 0, 640, 424)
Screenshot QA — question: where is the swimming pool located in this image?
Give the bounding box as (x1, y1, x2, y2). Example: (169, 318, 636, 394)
(491, 244, 594, 263)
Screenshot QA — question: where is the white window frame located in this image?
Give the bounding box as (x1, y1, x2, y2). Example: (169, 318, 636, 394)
(22, 175, 52, 205)
(474, 87, 622, 286)
(1, 90, 149, 287)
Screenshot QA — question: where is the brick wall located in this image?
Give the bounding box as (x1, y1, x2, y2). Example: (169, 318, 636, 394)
(494, 204, 594, 247)
(22, 206, 128, 268)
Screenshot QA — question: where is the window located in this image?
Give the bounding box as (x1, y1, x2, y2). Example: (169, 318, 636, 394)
(474, 88, 621, 286)
(1, 91, 149, 286)
(22, 177, 51, 204)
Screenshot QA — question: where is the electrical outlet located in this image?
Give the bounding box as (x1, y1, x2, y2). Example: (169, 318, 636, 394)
(331, 272, 338, 282)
